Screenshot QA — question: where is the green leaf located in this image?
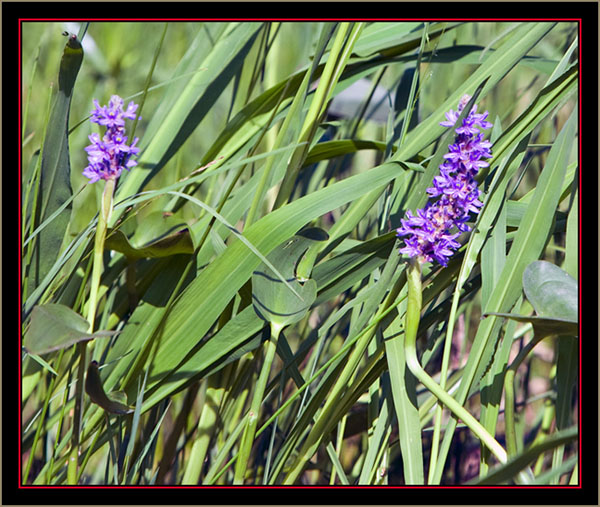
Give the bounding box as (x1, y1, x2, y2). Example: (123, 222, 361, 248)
(252, 228, 328, 328)
(141, 304, 265, 411)
(24, 304, 114, 355)
(105, 211, 194, 259)
(484, 260, 579, 337)
(303, 139, 389, 167)
(522, 260, 578, 323)
(482, 312, 577, 337)
(352, 21, 464, 59)
(352, 22, 425, 57)
(27, 34, 83, 292)
(93, 255, 195, 410)
(384, 312, 424, 484)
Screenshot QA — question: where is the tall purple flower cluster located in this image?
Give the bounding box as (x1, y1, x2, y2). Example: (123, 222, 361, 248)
(396, 94, 493, 266)
(83, 95, 140, 183)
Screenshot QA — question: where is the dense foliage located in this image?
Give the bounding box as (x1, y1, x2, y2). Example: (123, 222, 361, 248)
(21, 21, 579, 486)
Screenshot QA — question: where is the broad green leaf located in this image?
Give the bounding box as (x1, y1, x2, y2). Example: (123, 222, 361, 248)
(351, 21, 464, 59)
(27, 33, 83, 293)
(423, 45, 560, 75)
(352, 22, 425, 57)
(484, 261, 579, 339)
(105, 211, 194, 259)
(505, 200, 568, 228)
(303, 139, 389, 167)
(481, 190, 508, 309)
(141, 304, 265, 410)
(522, 260, 577, 323)
(93, 255, 198, 407)
(24, 304, 114, 355)
(252, 228, 328, 328)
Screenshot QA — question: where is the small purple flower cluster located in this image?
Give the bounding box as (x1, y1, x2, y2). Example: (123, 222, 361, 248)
(396, 94, 493, 266)
(83, 95, 140, 183)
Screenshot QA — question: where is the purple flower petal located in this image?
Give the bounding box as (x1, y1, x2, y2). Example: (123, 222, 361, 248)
(83, 95, 140, 183)
(395, 95, 493, 266)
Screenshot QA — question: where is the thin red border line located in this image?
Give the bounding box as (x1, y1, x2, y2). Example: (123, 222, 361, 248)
(18, 18, 583, 21)
(18, 19, 583, 489)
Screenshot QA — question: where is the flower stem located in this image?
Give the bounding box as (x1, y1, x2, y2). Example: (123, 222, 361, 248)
(87, 178, 115, 329)
(66, 178, 115, 484)
(403, 259, 509, 466)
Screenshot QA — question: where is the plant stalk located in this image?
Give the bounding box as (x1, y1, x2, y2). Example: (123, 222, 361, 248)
(403, 259, 509, 466)
(66, 178, 115, 484)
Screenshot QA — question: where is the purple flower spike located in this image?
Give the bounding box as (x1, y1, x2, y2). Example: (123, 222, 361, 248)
(83, 95, 140, 183)
(395, 94, 493, 266)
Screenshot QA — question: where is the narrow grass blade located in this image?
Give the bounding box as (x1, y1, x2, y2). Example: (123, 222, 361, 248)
(469, 426, 578, 485)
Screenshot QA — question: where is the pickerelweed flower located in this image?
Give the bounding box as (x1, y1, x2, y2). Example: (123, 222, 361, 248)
(396, 94, 493, 266)
(83, 95, 140, 183)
